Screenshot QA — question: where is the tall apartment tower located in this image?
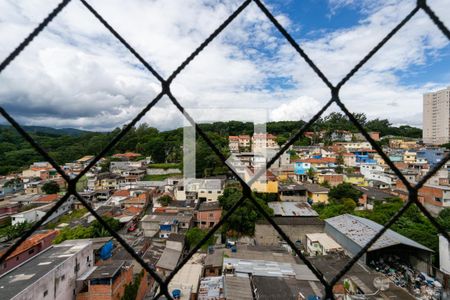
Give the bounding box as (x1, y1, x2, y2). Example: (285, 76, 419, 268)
(423, 86, 450, 145)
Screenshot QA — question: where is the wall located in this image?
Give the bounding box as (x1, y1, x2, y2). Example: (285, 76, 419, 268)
(0, 231, 57, 275)
(308, 192, 328, 204)
(14, 242, 93, 300)
(196, 210, 222, 229)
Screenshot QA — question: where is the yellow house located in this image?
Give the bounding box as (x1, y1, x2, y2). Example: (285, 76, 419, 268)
(244, 167, 278, 193)
(403, 151, 416, 163)
(303, 183, 329, 204)
(344, 174, 368, 186)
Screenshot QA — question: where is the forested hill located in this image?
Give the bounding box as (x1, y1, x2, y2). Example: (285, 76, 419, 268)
(0, 112, 422, 175)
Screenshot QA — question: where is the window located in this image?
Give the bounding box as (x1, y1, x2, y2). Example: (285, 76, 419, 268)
(61, 274, 65, 281)
(28, 249, 34, 255)
(43, 290, 48, 297)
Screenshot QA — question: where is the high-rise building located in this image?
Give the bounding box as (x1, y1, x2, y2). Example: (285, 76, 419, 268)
(423, 86, 450, 145)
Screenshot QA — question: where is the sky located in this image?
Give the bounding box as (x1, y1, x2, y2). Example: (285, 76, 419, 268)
(0, 0, 449, 131)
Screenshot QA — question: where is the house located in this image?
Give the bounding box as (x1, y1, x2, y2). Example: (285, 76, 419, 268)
(204, 250, 223, 277)
(439, 234, 450, 287)
(140, 214, 192, 238)
(156, 247, 182, 277)
(396, 180, 450, 214)
(175, 178, 224, 202)
(278, 183, 307, 202)
(318, 173, 344, 186)
(196, 201, 222, 229)
(389, 139, 418, 149)
(343, 153, 357, 167)
(303, 183, 329, 204)
(354, 186, 394, 209)
(244, 167, 278, 193)
(11, 197, 73, 225)
(306, 233, 343, 256)
(403, 151, 417, 163)
(416, 148, 446, 167)
(0, 230, 58, 275)
(0, 240, 93, 300)
(252, 133, 278, 152)
(0, 200, 21, 225)
(76, 261, 135, 300)
(228, 136, 239, 152)
(167, 253, 204, 299)
(166, 233, 185, 252)
(344, 174, 367, 186)
(331, 130, 353, 142)
(293, 161, 311, 176)
(296, 157, 336, 170)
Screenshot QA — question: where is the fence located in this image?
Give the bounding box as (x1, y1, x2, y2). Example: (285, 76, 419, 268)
(1, 0, 449, 299)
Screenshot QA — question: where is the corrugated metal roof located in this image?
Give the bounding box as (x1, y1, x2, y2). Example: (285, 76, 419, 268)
(269, 202, 318, 217)
(325, 214, 432, 252)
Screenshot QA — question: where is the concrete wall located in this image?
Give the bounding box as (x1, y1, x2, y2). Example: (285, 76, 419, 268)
(14, 242, 93, 300)
(254, 223, 324, 246)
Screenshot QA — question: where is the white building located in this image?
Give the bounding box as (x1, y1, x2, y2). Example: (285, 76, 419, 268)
(439, 234, 450, 275)
(175, 178, 224, 202)
(360, 164, 385, 177)
(423, 86, 450, 145)
(11, 198, 73, 225)
(0, 240, 93, 300)
(306, 233, 343, 256)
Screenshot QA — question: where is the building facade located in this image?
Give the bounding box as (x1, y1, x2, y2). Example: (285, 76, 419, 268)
(423, 86, 450, 145)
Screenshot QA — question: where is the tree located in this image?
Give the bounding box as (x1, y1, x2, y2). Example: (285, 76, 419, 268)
(157, 195, 172, 207)
(42, 181, 60, 194)
(218, 187, 273, 237)
(186, 227, 215, 250)
(328, 183, 362, 204)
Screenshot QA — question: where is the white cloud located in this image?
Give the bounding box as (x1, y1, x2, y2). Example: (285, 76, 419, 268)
(0, 0, 448, 131)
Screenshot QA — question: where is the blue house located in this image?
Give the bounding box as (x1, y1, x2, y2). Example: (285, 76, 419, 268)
(294, 162, 311, 175)
(416, 148, 446, 167)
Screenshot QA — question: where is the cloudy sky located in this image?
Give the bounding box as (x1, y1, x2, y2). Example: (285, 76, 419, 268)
(0, 0, 449, 131)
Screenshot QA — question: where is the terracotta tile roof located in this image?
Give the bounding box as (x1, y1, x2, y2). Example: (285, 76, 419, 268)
(34, 194, 60, 203)
(299, 157, 336, 164)
(0, 230, 58, 258)
(113, 152, 141, 158)
(112, 190, 130, 197)
(125, 206, 142, 215)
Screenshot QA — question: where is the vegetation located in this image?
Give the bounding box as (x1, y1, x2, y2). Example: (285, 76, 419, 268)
(121, 270, 144, 300)
(218, 187, 273, 237)
(42, 180, 60, 194)
(0, 221, 32, 241)
(46, 208, 88, 229)
(186, 227, 215, 251)
(328, 183, 362, 204)
(157, 195, 172, 207)
(0, 113, 421, 176)
(53, 216, 121, 244)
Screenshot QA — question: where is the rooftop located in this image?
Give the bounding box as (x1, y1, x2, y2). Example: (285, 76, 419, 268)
(269, 202, 319, 217)
(325, 214, 432, 252)
(305, 233, 342, 251)
(223, 275, 253, 300)
(87, 261, 125, 280)
(156, 248, 181, 271)
(198, 201, 221, 211)
(0, 240, 92, 300)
